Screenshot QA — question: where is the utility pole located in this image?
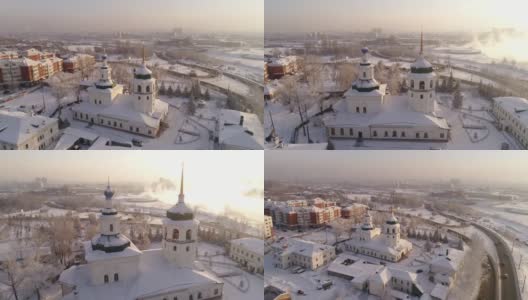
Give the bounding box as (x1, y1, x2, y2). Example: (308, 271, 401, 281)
(519, 254, 523, 270)
(522, 274, 526, 293)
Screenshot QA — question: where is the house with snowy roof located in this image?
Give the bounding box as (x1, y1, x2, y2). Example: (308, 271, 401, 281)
(368, 266, 423, 298)
(59, 167, 223, 300)
(492, 96, 528, 149)
(272, 238, 336, 270)
(429, 246, 465, 287)
(324, 33, 450, 143)
(229, 237, 264, 274)
(0, 110, 59, 150)
(216, 109, 263, 150)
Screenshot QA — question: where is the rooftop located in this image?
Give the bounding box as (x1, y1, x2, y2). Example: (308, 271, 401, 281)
(218, 109, 264, 149)
(231, 237, 264, 255)
(60, 248, 221, 300)
(0, 110, 58, 146)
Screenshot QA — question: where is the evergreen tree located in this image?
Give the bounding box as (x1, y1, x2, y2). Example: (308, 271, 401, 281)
(175, 85, 182, 97)
(187, 99, 196, 115)
(167, 85, 174, 97)
(453, 87, 463, 109)
(204, 88, 210, 100)
(183, 86, 189, 97)
(159, 82, 166, 95)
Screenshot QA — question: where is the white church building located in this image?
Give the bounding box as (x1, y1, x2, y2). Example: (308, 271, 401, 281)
(324, 34, 450, 142)
(344, 209, 412, 262)
(72, 53, 168, 137)
(59, 169, 223, 300)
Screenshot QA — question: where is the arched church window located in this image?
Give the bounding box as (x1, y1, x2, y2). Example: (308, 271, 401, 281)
(430, 81, 433, 88)
(420, 95, 423, 99)
(198, 292, 202, 299)
(424, 132, 429, 139)
(387, 228, 389, 233)
(411, 80, 414, 88)
(392, 131, 397, 137)
(110, 224, 113, 232)
(189, 295, 193, 300)
(384, 131, 388, 137)
(173, 229, 179, 240)
(363, 107, 367, 113)
(186, 246, 190, 252)
(186, 229, 192, 240)
(138, 85, 142, 93)
(146, 86, 150, 93)
(114, 273, 119, 282)
(173, 246, 177, 251)
(419, 81, 425, 90)
(392, 228, 395, 233)
(416, 132, 420, 138)
(104, 275, 109, 283)
(363, 72, 366, 78)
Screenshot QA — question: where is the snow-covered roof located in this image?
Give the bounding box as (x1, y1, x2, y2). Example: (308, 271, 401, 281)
(0, 110, 58, 146)
(84, 240, 141, 263)
(282, 239, 334, 257)
(325, 96, 449, 130)
(135, 64, 152, 76)
(327, 254, 382, 280)
(60, 248, 222, 300)
(267, 56, 297, 67)
(74, 95, 168, 129)
(430, 247, 464, 275)
(167, 201, 193, 217)
(494, 97, 528, 126)
(231, 237, 264, 255)
(346, 233, 412, 257)
(54, 127, 100, 150)
(430, 283, 449, 300)
(218, 109, 264, 149)
(411, 56, 433, 72)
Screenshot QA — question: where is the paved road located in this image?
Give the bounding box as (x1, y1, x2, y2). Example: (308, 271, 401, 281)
(474, 222, 521, 300)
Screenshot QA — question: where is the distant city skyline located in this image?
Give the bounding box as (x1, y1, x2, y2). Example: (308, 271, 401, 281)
(0, 0, 263, 34)
(265, 0, 528, 33)
(1, 151, 263, 218)
(265, 151, 528, 186)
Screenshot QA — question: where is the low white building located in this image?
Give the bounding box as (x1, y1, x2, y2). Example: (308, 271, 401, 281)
(327, 254, 383, 291)
(429, 246, 465, 287)
(0, 110, 60, 150)
(272, 238, 336, 270)
(229, 237, 264, 274)
(216, 109, 264, 150)
(72, 54, 168, 137)
(492, 96, 528, 149)
(368, 267, 423, 298)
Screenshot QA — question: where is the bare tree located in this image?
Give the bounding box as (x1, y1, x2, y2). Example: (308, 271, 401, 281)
(336, 63, 358, 90)
(450, 235, 486, 299)
(111, 64, 133, 92)
(48, 216, 75, 266)
(4, 259, 23, 300)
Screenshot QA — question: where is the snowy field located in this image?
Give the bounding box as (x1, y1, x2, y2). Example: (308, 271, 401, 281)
(0, 86, 76, 117)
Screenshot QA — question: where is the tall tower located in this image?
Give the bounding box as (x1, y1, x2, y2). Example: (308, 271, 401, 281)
(352, 48, 380, 93)
(162, 165, 198, 267)
(359, 210, 375, 242)
(91, 178, 131, 253)
(132, 46, 156, 115)
(384, 208, 401, 247)
(95, 54, 114, 90)
(408, 30, 436, 115)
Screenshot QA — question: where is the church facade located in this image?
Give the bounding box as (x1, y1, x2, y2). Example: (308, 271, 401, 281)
(59, 169, 223, 300)
(324, 34, 450, 142)
(344, 210, 412, 262)
(72, 52, 168, 137)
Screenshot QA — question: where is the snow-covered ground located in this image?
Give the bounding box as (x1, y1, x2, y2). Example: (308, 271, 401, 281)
(198, 242, 263, 300)
(400, 207, 461, 226)
(472, 199, 528, 300)
(0, 86, 76, 117)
